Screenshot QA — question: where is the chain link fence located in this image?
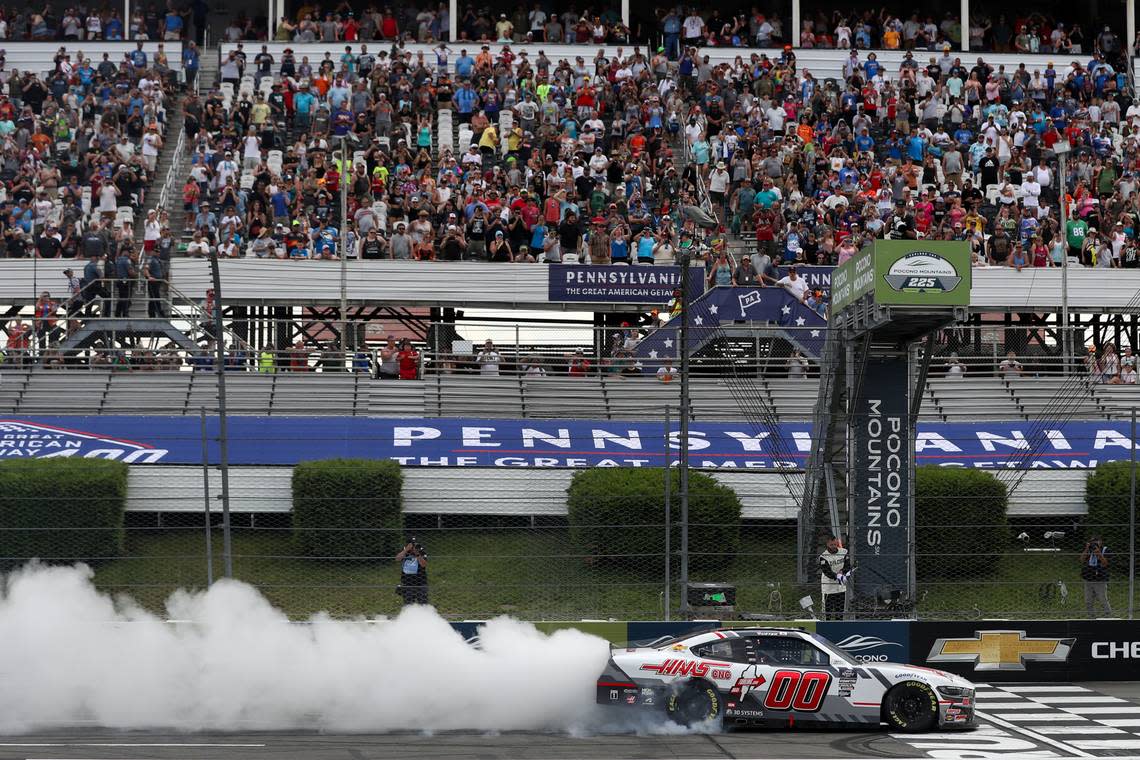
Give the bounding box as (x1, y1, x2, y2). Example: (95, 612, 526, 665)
(0, 321, 1136, 620)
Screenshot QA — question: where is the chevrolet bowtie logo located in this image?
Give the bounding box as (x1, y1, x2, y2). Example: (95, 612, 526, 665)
(927, 630, 1075, 671)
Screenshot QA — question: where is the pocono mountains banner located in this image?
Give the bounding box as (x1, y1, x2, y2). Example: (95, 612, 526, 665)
(2, 417, 1140, 469)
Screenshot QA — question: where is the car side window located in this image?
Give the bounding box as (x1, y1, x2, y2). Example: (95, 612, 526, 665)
(691, 638, 759, 662)
(691, 640, 736, 661)
(752, 637, 831, 666)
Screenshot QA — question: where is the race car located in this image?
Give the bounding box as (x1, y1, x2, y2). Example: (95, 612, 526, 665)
(596, 627, 975, 732)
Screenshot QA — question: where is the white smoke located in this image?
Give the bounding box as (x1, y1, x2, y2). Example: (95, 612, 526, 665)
(0, 563, 612, 733)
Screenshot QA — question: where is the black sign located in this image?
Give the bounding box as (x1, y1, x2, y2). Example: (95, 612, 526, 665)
(850, 356, 910, 601)
(910, 620, 1140, 682)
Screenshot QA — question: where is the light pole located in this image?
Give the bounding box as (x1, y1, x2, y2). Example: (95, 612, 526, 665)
(677, 253, 691, 615)
(339, 135, 350, 361)
(1055, 139, 1072, 372)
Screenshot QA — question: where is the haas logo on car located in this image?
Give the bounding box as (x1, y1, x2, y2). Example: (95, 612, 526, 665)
(640, 659, 711, 677)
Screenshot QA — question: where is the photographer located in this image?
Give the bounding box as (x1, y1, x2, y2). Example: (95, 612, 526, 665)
(396, 539, 429, 606)
(819, 534, 850, 620)
(1080, 534, 1112, 618)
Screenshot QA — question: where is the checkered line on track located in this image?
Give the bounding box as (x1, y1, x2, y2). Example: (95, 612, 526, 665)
(976, 684, 1140, 751)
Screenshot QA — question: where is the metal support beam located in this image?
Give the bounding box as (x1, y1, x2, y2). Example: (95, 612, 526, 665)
(910, 333, 936, 422)
(960, 0, 969, 51)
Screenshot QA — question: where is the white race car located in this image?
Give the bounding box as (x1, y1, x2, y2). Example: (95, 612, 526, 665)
(596, 627, 975, 732)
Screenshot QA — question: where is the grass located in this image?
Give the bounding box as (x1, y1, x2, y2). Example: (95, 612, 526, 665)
(88, 526, 1137, 620)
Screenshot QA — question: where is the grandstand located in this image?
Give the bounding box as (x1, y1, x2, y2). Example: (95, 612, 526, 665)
(0, 18, 1139, 622)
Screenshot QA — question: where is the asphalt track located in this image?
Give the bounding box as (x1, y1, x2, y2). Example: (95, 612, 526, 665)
(1, 682, 1137, 760)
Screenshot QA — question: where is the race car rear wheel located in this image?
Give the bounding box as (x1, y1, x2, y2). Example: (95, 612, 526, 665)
(884, 681, 939, 733)
(665, 681, 723, 727)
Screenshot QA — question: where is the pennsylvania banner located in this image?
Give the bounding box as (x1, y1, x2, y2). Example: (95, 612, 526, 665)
(1, 416, 1139, 469)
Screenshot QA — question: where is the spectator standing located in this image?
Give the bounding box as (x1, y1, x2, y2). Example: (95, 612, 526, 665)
(1080, 535, 1112, 618)
(819, 535, 850, 620)
(476, 339, 502, 375)
(397, 339, 420, 380)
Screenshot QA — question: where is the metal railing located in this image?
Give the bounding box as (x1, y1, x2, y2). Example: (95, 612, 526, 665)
(1, 321, 1133, 381)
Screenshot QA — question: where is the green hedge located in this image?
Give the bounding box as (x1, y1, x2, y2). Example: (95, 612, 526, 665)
(916, 466, 1008, 578)
(1085, 461, 1136, 548)
(566, 468, 742, 572)
(292, 459, 404, 559)
(0, 459, 127, 569)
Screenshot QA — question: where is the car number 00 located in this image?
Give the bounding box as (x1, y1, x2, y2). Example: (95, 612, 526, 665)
(762, 670, 832, 712)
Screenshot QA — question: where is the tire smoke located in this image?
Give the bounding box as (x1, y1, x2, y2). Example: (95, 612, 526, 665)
(0, 563, 611, 733)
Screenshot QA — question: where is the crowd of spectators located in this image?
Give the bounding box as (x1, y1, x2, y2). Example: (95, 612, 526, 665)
(788, 11, 1124, 60)
(0, 40, 176, 361)
(163, 29, 1140, 282)
(0, 2, 204, 42)
(223, 3, 1126, 62)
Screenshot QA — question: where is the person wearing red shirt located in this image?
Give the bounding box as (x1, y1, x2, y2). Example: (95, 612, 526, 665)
(380, 11, 398, 39)
(397, 339, 420, 380)
(342, 15, 359, 41)
(568, 349, 591, 376)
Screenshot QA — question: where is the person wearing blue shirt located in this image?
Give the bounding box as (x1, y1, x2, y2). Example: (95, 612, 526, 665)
(182, 43, 199, 89)
(863, 57, 879, 80)
(885, 135, 904, 161)
(610, 229, 630, 263)
(113, 251, 137, 317)
(906, 134, 926, 161)
(163, 10, 183, 39)
(130, 43, 147, 70)
(455, 82, 478, 122)
(105, 15, 123, 39)
(313, 227, 338, 258)
(854, 130, 874, 153)
(455, 51, 475, 78)
(327, 81, 350, 109)
(953, 126, 973, 144)
(293, 87, 315, 131)
(635, 229, 655, 263)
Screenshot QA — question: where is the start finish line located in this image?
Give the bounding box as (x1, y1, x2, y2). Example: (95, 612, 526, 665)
(0, 417, 1137, 470)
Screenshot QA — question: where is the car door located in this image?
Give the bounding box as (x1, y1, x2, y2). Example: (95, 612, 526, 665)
(749, 636, 834, 715)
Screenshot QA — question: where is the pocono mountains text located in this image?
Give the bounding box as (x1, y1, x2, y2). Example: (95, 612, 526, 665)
(3, 418, 1140, 470)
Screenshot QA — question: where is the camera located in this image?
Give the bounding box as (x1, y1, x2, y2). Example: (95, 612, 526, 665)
(407, 536, 427, 556)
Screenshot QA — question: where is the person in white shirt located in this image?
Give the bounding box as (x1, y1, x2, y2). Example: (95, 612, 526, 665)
(776, 267, 809, 302)
(476, 339, 502, 376)
(682, 12, 704, 44)
(656, 361, 677, 382)
(998, 351, 1023, 378)
(242, 130, 261, 171)
(1021, 177, 1041, 216)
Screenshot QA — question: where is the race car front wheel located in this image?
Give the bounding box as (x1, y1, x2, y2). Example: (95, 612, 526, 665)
(884, 681, 939, 733)
(665, 681, 723, 727)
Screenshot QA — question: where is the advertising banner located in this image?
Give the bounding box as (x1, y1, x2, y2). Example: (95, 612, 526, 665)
(909, 620, 1140, 682)
(3, 416, 1139, 469)
(830, 247, 874, 312)
(547, 265, 703, 303)
(850, 356, 911, 601)
(817, 621, 910, 665)
(871, 241, 971, 307)
(831, 242, 971, 313)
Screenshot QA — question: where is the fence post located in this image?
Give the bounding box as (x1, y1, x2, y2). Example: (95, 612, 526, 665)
(664, 404, 671, 621)
(200, 407, 214, 586)
(1130, 406, 1136, 620)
